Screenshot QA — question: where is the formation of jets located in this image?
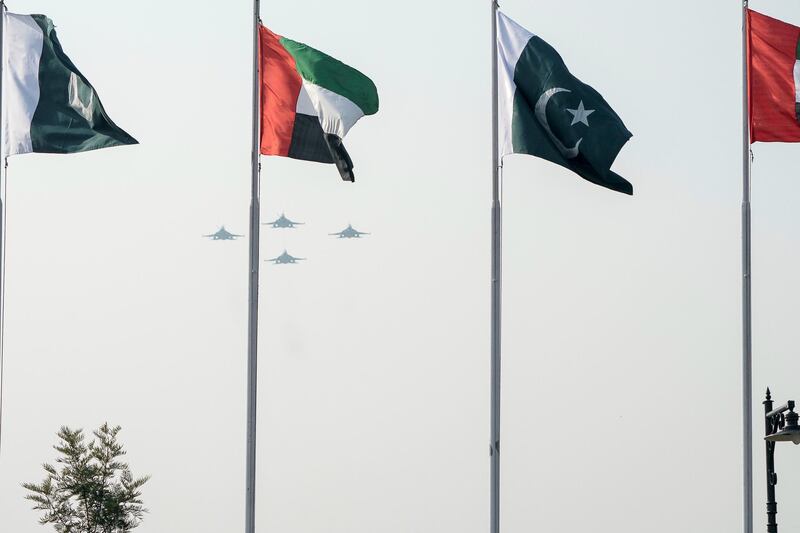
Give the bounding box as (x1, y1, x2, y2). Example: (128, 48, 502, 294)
(205, 214, 369, 264)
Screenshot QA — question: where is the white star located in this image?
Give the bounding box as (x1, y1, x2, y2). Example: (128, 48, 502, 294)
(566, 100, 595, 127)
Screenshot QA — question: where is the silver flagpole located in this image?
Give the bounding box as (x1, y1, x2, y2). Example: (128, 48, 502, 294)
(490, 3, 502, 533)
(741, 3, 753, 533)
(245, 0, 261, 532)
(0, 0, 6, 458)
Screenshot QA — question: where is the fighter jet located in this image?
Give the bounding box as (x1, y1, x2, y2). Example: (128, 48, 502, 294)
(267, 250, 305, 264)
(330, 224, 369, 239)
(203, 226, 243, 240)
(264, 213, 304, 229)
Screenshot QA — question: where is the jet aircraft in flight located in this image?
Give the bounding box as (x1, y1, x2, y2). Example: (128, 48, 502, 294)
(330, 224, 369, 239)
(204, 226, 243, 240)
(267, 250, 305, 264)
(264, 213, 304, 229)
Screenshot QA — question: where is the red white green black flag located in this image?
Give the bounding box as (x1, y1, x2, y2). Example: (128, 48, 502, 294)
(258, 25, 379, 182)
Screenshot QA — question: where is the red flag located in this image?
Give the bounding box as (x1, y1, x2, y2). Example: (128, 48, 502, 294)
(748, 9, 800, 143)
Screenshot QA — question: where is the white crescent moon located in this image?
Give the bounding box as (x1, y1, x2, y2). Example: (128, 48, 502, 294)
(68, 72, 95, 124)
(534, 87, 581, 159)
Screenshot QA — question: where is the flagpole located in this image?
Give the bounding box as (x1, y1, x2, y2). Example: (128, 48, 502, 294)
(489, 3, 502, 533)
(245, 0, 261, 532)
(741, 3, 753, 533)
(0, 0, 6, 458)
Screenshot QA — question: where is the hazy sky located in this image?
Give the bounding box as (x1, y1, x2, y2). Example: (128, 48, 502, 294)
(2, 1, 800, 532)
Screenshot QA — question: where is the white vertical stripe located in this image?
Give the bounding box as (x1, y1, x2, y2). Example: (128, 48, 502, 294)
(794, 59, 800, 104)
(3, 13, 43, 156)
(497, 11, 534, 157)
(295, 84, 318, 117)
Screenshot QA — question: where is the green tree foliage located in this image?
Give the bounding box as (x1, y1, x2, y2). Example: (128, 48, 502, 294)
(23, 423, 150, 533)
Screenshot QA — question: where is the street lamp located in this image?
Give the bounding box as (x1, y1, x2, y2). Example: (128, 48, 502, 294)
(763, 388, 800, 533)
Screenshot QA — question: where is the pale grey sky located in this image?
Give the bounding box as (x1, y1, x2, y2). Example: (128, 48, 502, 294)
(1, 1, 800, 532)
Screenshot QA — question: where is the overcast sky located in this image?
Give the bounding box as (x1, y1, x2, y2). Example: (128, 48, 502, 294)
(2, 1, 800, 532)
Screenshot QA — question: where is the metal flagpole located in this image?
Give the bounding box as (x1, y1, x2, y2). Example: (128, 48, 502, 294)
(0, 0, 7, 458)
(741, 3, 753, 533)
(245, 0, 261, 532)
(489, 3, 502, 533)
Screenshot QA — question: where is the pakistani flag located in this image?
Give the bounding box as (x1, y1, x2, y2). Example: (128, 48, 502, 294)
(259, 25, 378, 182)
(497, 12, 632, 194)
(2, 12, 137, 156)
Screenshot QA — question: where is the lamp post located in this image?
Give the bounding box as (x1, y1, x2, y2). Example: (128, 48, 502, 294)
(763, 388, 800, 533)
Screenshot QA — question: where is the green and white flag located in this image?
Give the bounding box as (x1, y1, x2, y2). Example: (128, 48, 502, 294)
(497, 11, 632, 194)
(2, 12, 137, 156)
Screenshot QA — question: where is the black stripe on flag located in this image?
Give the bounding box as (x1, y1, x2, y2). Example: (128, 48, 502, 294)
(288, 114, 334, 164)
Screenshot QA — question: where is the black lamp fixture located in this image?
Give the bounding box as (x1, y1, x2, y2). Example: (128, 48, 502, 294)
(765, 401, 800, 444)
(763, 388, 800, 533)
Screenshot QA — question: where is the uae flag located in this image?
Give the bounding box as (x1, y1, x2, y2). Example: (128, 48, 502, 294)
(747, 9, 800, 143)
(496, 11, 632, 194)
(2, 12, 137, 156)
(259, 25, 378, 182)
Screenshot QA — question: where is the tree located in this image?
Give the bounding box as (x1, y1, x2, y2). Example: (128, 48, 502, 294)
(23, 423, 150, 533)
